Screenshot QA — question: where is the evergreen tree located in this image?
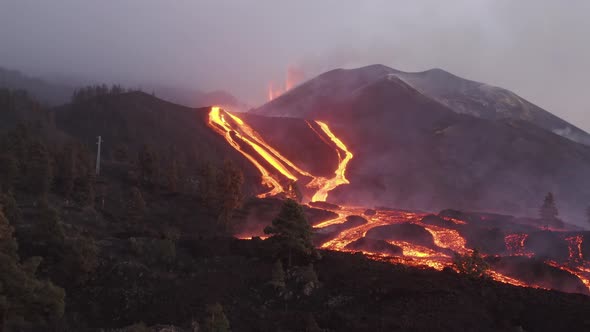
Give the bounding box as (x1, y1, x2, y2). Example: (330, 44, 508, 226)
(127, 187, 147, 223)
(0, 154, 18, 192)
(137, 145, 159, 187)
(539, 192, 559, 222)
(0, 208, 65, 329)
(264, 199, 316, 266)
(166, 158, 180, 193)
(200, 162, 217, 205)
(216, 160, 244, 232)
(112, 144, 129, 162)
(54, 144, 75, 197)
(0, 192, 22, 226)
(204, 303, 230, 332)
(33, 204, 66, 256)
(270, 259, 286, 289)
(0, 208, 18, 259)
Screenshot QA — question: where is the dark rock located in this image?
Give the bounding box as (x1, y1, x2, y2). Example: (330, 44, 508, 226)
(309, 201, 342, 211)
(365, 223, 436, 248)
(345, 237, 403, 256)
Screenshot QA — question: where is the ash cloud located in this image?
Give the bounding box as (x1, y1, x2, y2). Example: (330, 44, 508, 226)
(1, 1, 589, 130)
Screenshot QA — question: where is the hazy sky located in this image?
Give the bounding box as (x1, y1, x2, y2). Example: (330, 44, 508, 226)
(1, 1, 589, 130)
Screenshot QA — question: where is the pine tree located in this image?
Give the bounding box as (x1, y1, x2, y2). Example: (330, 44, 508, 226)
(54, 144, 76, 198)
(23, 141, 52, 198)
(112, 144, 129, 162)
(127, 187, 147, 223)
(539, 192, 559, 222)
(166, 159, 180, 193)
(270, 259, 286, 289)
(137, 145, 159, 188)
(264, 199, 316, 266)
(204, 303, 230, 332)
(216, 160, 244, 232)
(0, 208, 18, 259)
(0, 192, 22, 226)
(34, 204, 66, 255)
(0, 154, 18, 192)
(0, 208, 65, 329)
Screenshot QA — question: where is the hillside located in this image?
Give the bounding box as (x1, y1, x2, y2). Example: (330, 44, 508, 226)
(2, 90, 590, 330)
(53, 91, 267, 194)
(253, 64, 590, 145)
(250, 68, 590, 224)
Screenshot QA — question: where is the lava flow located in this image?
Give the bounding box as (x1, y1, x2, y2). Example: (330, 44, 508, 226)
(208, 106, 590, 295)
(207, 107, 353, 201)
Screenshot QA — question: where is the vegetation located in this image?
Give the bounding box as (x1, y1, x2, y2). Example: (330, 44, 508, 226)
(204, 303, 230, 332)
(452, 249, 490, 279)
(0, 86, 588, 331)
(0, 207, 65, 330)
(270, 259, 286, 289)
(264, 199, 317, 266)
(127, 186, 147, 223)
(71, 84, 128, 104)
(539, 192, 559, 222)
(215, 160, 244, 232)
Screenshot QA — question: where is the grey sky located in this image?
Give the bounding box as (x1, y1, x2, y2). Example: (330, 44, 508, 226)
(1, 1, 589, 130)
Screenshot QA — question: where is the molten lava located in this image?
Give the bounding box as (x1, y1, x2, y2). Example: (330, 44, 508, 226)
(505, 233, 532, 257)
(207, 107, 353, 201)
(566, 235, 584, 264)
(307, 121, 354, 202)
(208, 106, 590, 295)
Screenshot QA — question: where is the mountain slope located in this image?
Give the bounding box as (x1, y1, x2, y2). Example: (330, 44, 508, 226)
(250, 69, 590, 224)
(392, 68, 590, 145)
(253, 65, 590, 145)
(52, 92, 266, 192)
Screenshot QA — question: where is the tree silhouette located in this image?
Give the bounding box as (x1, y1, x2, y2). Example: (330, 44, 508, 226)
(216, 160, 243, 232)
(264, 199, 316, 266)
(127, 186, 147, 223)
(539, 192, 559, 222)
(0, 208, 65, 329)
(204, 303, 230, 332)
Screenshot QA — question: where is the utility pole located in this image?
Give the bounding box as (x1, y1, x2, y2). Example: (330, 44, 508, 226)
(96, 136, 102, 176)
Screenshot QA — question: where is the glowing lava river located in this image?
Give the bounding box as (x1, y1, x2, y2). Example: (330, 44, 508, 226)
(207, 106, 590, 295)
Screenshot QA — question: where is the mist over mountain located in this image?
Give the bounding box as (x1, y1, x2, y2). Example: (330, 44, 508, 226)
(0, 67, 73, 105)
(0, 66, 245, 110)
(254, 64, 590, 145)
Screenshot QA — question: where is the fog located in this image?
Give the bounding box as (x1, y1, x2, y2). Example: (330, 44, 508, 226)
(1, 1, 589, 130)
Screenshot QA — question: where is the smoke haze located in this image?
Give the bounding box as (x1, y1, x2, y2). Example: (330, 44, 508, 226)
(1, 1, 589, 129)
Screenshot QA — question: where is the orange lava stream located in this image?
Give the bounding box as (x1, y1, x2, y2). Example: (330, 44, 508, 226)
(423, 225, 469, 255)
(209, 106, 590, 293)
(208, 107, 284, 197)
(309, 121, 354, 202)
(207, 107, 353, 202)
(314, 207, 547, 289)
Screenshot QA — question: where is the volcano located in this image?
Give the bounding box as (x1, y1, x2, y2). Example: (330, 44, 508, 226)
(249, 65, 590, 224)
